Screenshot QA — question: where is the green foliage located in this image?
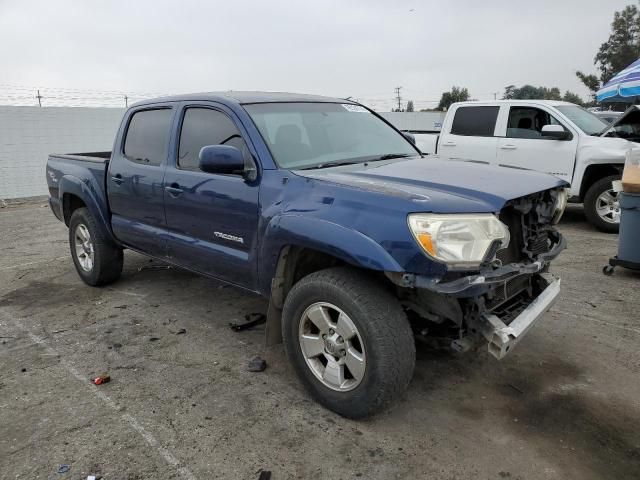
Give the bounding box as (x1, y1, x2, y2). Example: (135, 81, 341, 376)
(502, 85, 584, 105)
(575, 71, 601, 99)
(562, 91, 584, 106)
(595, 4, 640, 84)
(576, 3, 640, 99)
(405, 100, 414, 112)
(437, 86, 469, 111)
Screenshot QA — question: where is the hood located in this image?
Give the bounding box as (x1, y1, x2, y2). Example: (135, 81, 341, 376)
(599, 106, 640, 143)
(295, 156, 567, 213)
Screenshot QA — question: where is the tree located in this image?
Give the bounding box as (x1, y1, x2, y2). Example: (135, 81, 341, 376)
(502, 84, 562, 100)
(575, 71, 601, 100)
(405, 100, 414, 112)
(576, 4, 640, 96)
(595, 5, 640, 84)
(437, 86, 469, 111)
(562, 91, 584, 106)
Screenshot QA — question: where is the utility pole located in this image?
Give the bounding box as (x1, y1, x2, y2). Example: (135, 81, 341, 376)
(124, 95, 128, 107)
(394, 86, 402, 112)
(493, 92, 498, 100)
(36, 90, 42, 107)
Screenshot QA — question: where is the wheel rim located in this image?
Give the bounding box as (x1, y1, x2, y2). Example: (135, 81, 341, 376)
(298, 302, 366, 392)
(595, 188, 620, 224)
(74, 224, 94, 271)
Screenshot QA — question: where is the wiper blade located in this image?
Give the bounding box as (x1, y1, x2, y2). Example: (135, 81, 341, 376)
(299, 160, 363, 170)
(377, 153, 413, 160)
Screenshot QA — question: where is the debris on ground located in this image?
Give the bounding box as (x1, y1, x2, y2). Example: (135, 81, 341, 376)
(21, 367, 26, 372)
(247, 356, 267, 372)
(171, 328, 186, 335)
(149, 337, 160, 342)
(229, 313, 266, 332)
(258, 470, 272, 480)
(92, 374, 111, 385)
(57, 464, 70, 474)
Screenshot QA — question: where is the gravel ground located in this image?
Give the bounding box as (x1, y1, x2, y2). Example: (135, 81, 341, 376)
(0, 202, 638, 480)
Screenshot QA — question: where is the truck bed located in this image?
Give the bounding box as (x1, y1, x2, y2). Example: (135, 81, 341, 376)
(46, 152, 112, 223)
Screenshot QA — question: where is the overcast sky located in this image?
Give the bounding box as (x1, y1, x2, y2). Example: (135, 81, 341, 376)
(0, 0, 632, 109)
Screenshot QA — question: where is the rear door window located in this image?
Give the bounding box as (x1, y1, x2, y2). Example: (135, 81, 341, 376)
(123, 109, 173, 166)
(450, 106, 499, 137)
(178, 108, 249, 171)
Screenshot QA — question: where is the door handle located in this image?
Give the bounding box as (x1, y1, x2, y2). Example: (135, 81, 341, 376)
(441, 141, 456, 147)
(501, 144, 517, 150)
(165, 183, 183, 197)
(111, 174, 124, 185)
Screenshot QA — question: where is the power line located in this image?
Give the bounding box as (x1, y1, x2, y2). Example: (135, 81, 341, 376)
(394, 86, 402, 112)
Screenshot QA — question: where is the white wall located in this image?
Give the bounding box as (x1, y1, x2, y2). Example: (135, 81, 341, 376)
(0, 106, 125, 199)
(378, 111, 445, 132)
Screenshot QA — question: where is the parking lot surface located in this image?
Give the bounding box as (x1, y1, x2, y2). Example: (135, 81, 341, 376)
(1, 202, 639, 480)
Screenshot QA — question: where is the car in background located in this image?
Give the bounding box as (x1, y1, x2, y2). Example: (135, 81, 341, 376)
(414, 100, 632, 232)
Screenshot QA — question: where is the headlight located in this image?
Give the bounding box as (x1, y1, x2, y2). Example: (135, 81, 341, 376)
(552, 188, 568, 224)
(408, 213, 510, 268)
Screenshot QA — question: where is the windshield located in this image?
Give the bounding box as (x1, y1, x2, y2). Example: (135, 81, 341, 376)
(244, 102, 418, 169)
(555, 105, 609, 135)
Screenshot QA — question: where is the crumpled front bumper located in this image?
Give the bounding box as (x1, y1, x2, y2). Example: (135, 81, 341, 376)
(479, 272, 560, 359)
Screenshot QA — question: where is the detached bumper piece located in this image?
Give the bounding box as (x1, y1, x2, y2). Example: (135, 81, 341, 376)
(478, 273, 560, 359)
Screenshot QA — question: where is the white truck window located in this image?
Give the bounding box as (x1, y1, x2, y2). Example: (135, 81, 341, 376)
(506, 107, 563, 139)
(450, 106, 499, 137)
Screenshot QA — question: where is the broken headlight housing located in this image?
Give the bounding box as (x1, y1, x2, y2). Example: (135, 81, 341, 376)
(408, 213, 510, 268)
(552, 188, 569, 224)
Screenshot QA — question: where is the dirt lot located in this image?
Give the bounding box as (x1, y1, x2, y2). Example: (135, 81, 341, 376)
(0, 202, 638, 480)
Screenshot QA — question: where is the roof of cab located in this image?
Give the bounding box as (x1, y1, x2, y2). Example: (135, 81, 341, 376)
(132, 91, 352, 108)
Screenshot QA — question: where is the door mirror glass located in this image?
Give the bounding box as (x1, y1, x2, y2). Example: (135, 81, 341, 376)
(198, 145, 245, 174)
(402, 132, 416, 145)
(541, 124, 569, 140)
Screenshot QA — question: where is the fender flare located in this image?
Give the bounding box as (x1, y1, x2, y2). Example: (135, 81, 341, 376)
(58, 175, 118, 245)
(258, 214, 403, 295)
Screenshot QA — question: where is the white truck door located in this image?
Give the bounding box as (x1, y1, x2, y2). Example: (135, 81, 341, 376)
(496, 105, 577, 183)
(437, 105, 500, 163)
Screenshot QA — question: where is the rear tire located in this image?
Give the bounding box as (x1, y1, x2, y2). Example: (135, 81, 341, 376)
(69, 208, 123, 286)
(282, 267, 415, 418)
(583, 175, 621, 233)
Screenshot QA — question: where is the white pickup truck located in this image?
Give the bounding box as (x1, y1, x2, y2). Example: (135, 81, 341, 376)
(415, 100, 634, 232)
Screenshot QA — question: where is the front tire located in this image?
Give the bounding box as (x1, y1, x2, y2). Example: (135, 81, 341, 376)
(69, 208, 123, 286)
(282, 267, 415, 418)
(584, 175, 621, 233)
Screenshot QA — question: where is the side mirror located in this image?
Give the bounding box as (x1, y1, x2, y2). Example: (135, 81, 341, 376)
(402, 132, 416, 145)
(198, 145, 245, 174)
(541, 124, 569, 140)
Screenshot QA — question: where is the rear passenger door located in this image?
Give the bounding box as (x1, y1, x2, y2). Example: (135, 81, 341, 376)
(438, 105, 500, 164)
(162, 104, 260, 288)
(108, 106, 174, 256)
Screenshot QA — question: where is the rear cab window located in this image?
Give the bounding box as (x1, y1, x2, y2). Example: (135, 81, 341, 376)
(450, 106, 499, 137)
(123, 108, 173, 166)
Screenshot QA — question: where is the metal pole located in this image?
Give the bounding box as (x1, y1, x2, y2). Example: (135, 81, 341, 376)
(36, 90, 42, 107)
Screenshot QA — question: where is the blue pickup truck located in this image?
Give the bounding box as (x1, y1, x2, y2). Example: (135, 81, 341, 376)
(46, 92, 568, 418)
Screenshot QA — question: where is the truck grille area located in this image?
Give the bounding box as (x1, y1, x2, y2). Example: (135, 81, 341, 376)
(495, 190, 560, 266)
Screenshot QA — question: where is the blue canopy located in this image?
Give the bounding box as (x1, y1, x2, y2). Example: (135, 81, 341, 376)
(596, 58, 640, 102)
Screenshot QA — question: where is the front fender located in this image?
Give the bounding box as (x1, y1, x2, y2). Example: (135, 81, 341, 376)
(58, 175, 117, 244)
(258, 214, 404, 294)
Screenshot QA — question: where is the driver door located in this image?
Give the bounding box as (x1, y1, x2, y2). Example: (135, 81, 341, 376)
(496, 106, 577, 183)
(162, 104, 260, 288)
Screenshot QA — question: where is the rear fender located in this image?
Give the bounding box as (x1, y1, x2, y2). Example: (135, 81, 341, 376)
(58, 175, 117, 245)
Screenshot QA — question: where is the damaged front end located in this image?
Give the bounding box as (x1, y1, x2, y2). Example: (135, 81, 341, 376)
(388, 189, 566, 359)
